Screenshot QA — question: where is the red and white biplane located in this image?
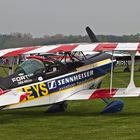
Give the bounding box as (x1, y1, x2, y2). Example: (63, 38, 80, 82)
(0, 42, 139, 113)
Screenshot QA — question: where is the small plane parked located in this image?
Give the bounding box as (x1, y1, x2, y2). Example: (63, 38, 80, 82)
(0, 42, 139, 113)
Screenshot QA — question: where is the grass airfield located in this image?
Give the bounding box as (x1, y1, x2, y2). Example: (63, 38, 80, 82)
(0, 66, 140, 140)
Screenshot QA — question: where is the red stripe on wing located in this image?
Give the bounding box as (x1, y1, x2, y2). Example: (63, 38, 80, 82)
(94, 43, 118, 51)
(138, 43, 140, 53)
(89, 89, 118, 99)
(48, 44, 78, 52)
(4, 46, 40, 57)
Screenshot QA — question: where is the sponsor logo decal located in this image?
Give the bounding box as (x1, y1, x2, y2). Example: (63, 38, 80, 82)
(12, 73, 33, 85)
(21, 69, 94, 101)
(22, 83, 49, 101)
(47, 80, 57, 90)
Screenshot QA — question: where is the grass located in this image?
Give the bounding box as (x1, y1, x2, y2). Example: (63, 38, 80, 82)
(0, 65, 140, 140)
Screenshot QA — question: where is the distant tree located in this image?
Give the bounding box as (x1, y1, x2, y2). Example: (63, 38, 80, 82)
(0, 32, 140, 49)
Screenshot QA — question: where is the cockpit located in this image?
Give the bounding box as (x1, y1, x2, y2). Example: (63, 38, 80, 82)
(15, 57, 63, 79)
(15, 59, 46, 76)
(15, 52, 86, 79)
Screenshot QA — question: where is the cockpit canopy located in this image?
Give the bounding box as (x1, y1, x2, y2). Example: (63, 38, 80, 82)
(15, 59, 45, 75)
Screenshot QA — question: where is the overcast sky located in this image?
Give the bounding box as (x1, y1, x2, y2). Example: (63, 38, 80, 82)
(0, 0, 140, 37)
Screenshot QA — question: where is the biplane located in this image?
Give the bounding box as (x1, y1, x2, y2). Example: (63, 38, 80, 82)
(0, 42, 139, 113)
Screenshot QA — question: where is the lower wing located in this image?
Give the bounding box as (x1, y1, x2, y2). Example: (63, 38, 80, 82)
(66, 88, 140, 100)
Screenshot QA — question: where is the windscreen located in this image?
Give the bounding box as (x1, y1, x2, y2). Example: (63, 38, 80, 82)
(15, 59, 45, 75)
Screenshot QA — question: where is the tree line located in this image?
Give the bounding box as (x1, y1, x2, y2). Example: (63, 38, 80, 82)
(0, 32, 140, 49)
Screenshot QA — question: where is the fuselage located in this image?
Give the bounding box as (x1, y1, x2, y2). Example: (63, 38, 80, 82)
(2, 52, 115, 110)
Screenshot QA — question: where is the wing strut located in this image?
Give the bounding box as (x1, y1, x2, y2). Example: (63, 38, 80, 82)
(110, 51, 114, 94)
(125, 51, 137, 93)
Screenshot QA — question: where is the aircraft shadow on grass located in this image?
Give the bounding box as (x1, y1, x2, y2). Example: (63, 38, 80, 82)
(0, 108, 139, 121)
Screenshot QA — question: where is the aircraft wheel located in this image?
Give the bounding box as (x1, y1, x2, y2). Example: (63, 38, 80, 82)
(59, 101, 68, 111)
(46, 101, 68, 113)
(101, 100, 124, 113)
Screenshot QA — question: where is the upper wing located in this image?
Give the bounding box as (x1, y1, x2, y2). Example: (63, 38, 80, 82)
(0, 43, 140, 57)
(66, 88, 140, 101)
(0, 90, 28, 107)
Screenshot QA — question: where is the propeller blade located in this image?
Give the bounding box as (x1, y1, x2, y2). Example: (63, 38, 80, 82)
(85, 26, 99, 42)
